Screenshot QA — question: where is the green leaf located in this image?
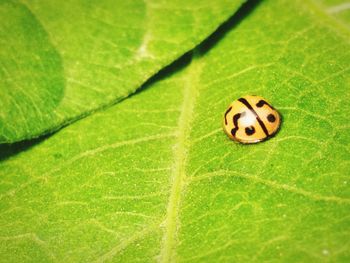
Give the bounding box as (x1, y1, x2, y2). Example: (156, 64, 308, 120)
(314, 0, 350, 27)
(0, 0, 245, 143)
(1, 0, 350, 262)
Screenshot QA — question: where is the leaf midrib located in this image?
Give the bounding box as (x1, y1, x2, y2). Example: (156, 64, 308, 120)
(160, 53, 202, 262)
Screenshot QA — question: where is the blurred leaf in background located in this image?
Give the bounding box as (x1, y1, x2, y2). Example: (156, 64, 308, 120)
(0, 0, 350, 262)
(0, 0, 244, 143)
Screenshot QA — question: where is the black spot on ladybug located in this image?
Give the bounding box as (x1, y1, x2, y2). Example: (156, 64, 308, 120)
(267, 114, 276, 122)
(256, 99, 274, 109)
(224, 106, 232, 125)
(245, 126, 255, 135)
(231, 113, 242, 136)
(256, 100, 265, 107)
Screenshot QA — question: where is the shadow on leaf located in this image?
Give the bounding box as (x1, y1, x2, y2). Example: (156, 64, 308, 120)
(0, 135, 50, 161)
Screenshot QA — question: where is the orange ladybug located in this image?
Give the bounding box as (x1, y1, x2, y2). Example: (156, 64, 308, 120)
(223, 96, 281, 144)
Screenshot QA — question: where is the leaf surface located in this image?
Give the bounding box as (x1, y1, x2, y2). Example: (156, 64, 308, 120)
(1, 0, 350, 262)
(314, 0, 350, 27)
(0, 0, 244, 143)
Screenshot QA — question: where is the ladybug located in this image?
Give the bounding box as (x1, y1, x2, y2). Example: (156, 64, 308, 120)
(223, 95, 281, 144)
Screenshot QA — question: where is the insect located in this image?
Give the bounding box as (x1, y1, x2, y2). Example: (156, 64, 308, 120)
(223, 95, 281, 144)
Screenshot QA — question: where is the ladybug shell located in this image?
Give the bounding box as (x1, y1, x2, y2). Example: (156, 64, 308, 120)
(223, 95, 281, 144)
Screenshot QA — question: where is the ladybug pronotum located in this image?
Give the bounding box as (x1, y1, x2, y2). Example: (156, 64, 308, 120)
(223, 95, 281, 144)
